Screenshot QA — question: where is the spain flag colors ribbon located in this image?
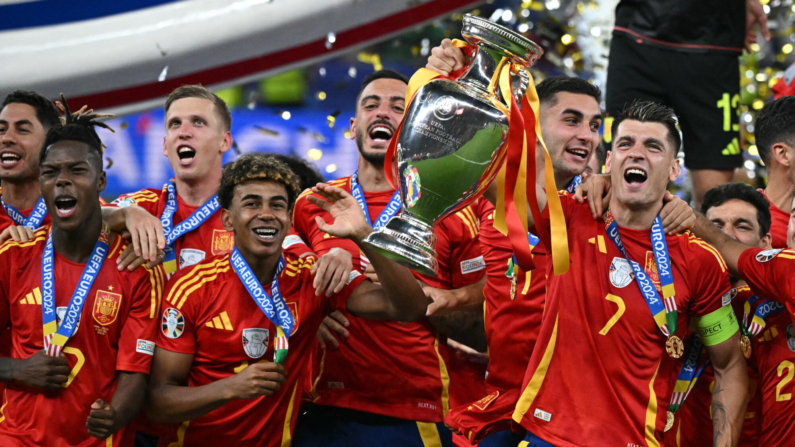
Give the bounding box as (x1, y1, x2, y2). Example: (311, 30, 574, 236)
(386, 40, 569, 275)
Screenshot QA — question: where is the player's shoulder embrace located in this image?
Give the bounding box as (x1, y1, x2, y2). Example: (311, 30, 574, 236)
(111, 187, 163, 207)
(281, 250, 317, 280)
(166, 254, 232, 292)
(0, 227, 48, 259)
(295, 176, 351, 204)
(678, 230, 729, 271)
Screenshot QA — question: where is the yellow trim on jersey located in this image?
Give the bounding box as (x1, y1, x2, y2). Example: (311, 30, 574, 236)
(176, 265, 231, 309)
(518, 442, 529, 447)
(644, 361, 662, 447)
(167, 421, 190, 447)
(686, 235, 728, 272)
(416, 422, 443, 447)
(0, 232, 47, 256)
(0, 388, 7, 424)
(281, 383, 300, 447)
(310, 349, 327, 401)
(165, 258, 229, 306)
(107, 234, 124, 259)
(148, 266, 165, 318)
(106, 434, 113, 447)
(433, 337, 450, 416)
(513, 314, 559, 422)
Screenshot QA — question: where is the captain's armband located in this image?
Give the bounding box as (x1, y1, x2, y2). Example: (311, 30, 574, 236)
(693, 305, 739, 346)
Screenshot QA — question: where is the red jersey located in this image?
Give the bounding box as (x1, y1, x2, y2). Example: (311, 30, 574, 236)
(292, 175, 485, 422)
(0, 187, 53, 232)
(738, 248, 795, 319)
(112, 185, 235, 271)
(512, 195, 732, 447)
(0, 229, 162, 447)
(665, 286, 761, 447)
(762, 189, 790, 249)
(155, 252, 367, 447)
(445, 199, 548, 442)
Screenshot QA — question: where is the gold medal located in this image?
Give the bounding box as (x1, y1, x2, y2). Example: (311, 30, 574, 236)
(666, 335, 684, 358)
(740, 334, 752, 359)
(510, 275, 517, 300)
(664, 411, 674, 432)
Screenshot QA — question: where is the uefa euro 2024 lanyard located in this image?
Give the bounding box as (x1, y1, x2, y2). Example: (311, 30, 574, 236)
(741, 295, 785, 358)
(350, 171, 402, 230)
(504, 176, 581, 299)
(41, 224, 110, 357)
(230, 247, 293, 364)
(160, 179, 220, 274)
(2, 196, 48, 229)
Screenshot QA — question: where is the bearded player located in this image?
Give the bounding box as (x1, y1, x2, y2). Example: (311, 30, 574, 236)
(666, 183, 773, 446)
(0, 99, 163, 446)
(498, 101, 748, 446)
(146, 154, 431, 446)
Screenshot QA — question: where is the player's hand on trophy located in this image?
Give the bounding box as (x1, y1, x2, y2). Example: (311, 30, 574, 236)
(426, 38, 467, 77)
(116, 242, 166, 271)
(574, 174, 612, 219)
(225, 361, 287, 399)
(312, 248, 353, 297)
(307, 183, 371, 242)
(745, 0, 771, 52)
(316, 310, 350, 350)
(12, 350, 70, 390)
(0, 225, 35, 244)
(86, 399, 119, 439)
(659, 191, 696, 235)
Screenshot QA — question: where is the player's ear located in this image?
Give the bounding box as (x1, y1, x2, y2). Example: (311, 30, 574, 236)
(604, 150, 612, 174)
(772, 142, 794, 168)
(221, 208, 234, 232)
(349, 117, 356, 140)
(668, 157, 680, 182)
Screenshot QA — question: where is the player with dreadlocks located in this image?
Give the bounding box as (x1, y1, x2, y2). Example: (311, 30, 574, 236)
(0, 95, 164, 446)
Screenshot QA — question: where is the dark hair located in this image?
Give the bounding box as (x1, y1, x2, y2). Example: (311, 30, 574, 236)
(536, 76, 602, 106)
(219, 154, 301, 210)
(611, 100, 682, 154)
(755, 96, 795, 165)
(40, 94, 114, 168)
(269, 154, 324, 190)
(2, 90, 61, 129)
(355, 69, 409, 106)
(165, 85, 232, 131)
(701, 182, 771, 238)
(593, 141, 607, 172)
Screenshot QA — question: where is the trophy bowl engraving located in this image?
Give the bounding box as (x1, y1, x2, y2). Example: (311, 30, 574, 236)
(363, 14, 543, 276)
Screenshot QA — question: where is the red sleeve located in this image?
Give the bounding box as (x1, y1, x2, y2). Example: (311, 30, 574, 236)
(739, 248, 795, 309)
(292, 192, 359, 261)
(0, 248, 10, 332)
(117, 265, 165, 373)
(683, 236, 733, 318)
(109, 188, 162, 215)
(283, 229, 315, 258)
(417, 205, 484, 289)
(329, 270, 370, 312)
(156, 266, 200, 355)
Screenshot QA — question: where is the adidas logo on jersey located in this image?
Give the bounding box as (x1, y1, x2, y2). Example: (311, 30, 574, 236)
(205, 311, 234, 331)
(20, 287, 42, 305)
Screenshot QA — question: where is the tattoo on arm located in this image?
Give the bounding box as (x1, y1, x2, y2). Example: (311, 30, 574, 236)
(428, 311, 486, 352)
(712, 385, 729, 447)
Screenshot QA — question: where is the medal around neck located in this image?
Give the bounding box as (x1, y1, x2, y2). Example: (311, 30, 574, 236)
(363, 14, 543, 277)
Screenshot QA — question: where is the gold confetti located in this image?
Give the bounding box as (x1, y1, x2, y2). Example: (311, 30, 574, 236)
(119, 122, 129, 130)
(254, 126, 279, 137)
(105, 158, 114, 169)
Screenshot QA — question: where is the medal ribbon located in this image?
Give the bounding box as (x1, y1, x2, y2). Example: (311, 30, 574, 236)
(159, 180, 220, 273)
(384, 40, 569, 275)
(230, 248, 292, 364)
(668, 334, 708, 413)
(743, 295, 785, 336)
(2, 196, 48, 229)
(350, 172, 402, 230)
(603, 211, 678, 337)
(41, 224, 110, 356)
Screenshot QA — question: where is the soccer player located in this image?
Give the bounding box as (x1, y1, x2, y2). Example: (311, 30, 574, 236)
(503, 100, 747, 446)
(666, 183, 773, 446)
(0, 91, 60, 233)
(0, 99, 163, 446)
(146, 154, 431, 446)
(290, 69, 487, 447)
(753, 96, 795, 248)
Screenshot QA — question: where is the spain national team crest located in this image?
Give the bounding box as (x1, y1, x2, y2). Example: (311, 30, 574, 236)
(609, 257, 633, 288)
(162, 308, 185, 339)
(56, 306, 81, 334)
(756, 248, 783, 263)
(404, 165, 421, 208)
(242, 328, 270, 358)
(644, 251, 662, 291)
(93, 290, 122, 326)
(211, 229, 235, 256)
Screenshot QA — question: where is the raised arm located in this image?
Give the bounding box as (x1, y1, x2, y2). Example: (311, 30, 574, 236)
(306, 183, 430, 322)
(146, 349, 286, 423)
(693, 213, 750, 277)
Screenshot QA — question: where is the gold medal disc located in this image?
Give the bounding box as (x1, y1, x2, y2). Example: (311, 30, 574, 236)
(664, 411, 675, 432)
(740, 334, 752, 359)
(666, 335, 684, 358)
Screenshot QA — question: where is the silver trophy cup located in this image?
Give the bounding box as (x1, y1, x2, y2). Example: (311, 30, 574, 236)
(363, 14, 543, 276)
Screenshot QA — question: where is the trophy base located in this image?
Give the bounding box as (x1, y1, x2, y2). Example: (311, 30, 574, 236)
(363, 214, 438, 277)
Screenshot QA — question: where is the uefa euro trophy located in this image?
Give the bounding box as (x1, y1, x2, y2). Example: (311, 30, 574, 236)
(363, 14, 543, 276)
